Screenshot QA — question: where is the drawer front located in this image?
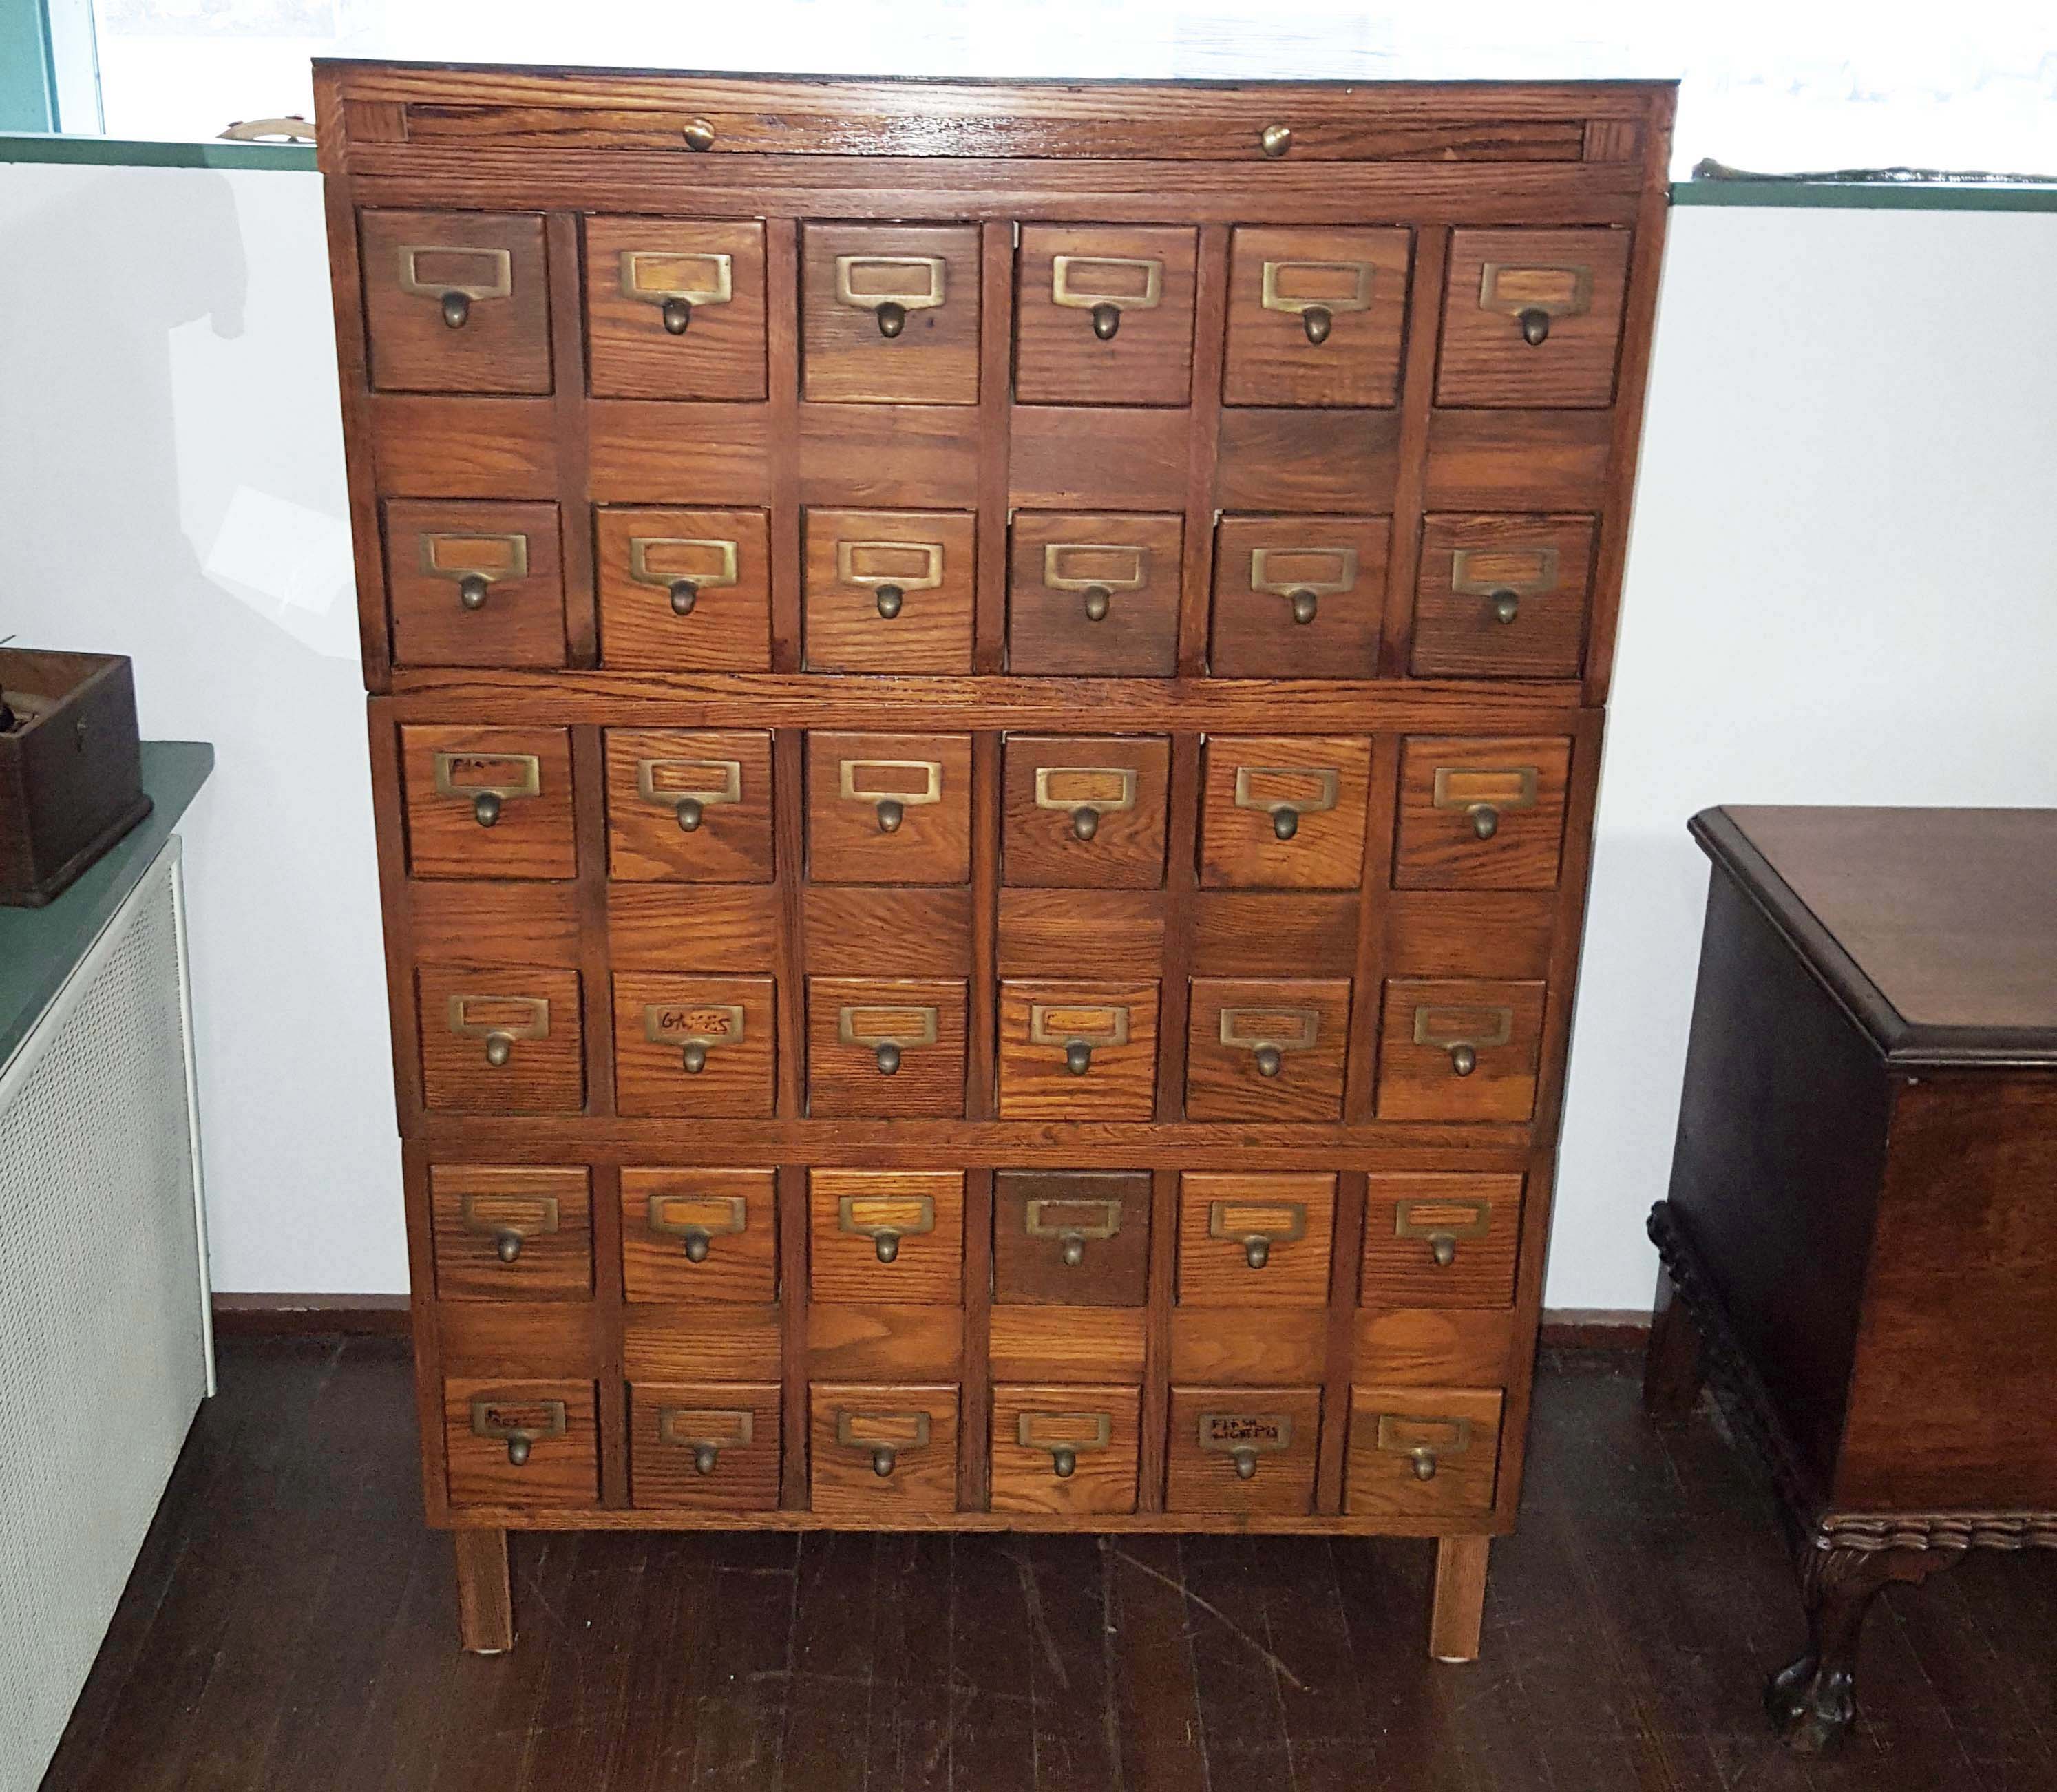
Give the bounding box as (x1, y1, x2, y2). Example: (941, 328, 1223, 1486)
(604, 728, 774, 883)
(1375, 978, 1546, 1122)
(810, 1382, 960, 1515)
(430, 1164, 593, 1300)
(1437, 228, 1632, 409)
(629, 1381, 781, 1510)
(418, 966, 584, 1113)
(991, 1383, 1141, 1517)
(1185, 978, 1351, 1121)
(993, 1169, 1152, 1307)
(1345, 1387, 1504, 1517)
(997, 980, 1159, 1119)
(1210, 514, 1389, 678)
(613, 974, 777, 1117)
(1002, 734, 1170, 889)
(1008, 512, 1183, 675)
(803, 223, 981, 405)
(1411, 514, 1596, 680)
(621, 1166, 778, 1303)
(361, 209, 551, 394)
(1015, 225, 1198, 406)
(807, 978, 969, 1117)
(401, 724, 575, 880)
(445, 1378, 597, 1508)
(807, 732, 972, 885)
(1165, 1385, 1322, 1516)
(585, 217, 767, 400)
(1178, 1172, 1336, 1307)
(385, 500, 564, 668)
(810, 1169, 964, 1305)
(596, 505, 772, 671)
(1394, 737, 1572, 890)
(1362, 1173, 1523, 1309)
(1222, 226, 1412, 408)
(1199, 735, 1371, 890)
(803, 507, 975, 673)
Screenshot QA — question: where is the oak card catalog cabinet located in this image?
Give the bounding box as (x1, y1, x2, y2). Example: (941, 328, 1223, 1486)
(317, 59, 1674, 1658)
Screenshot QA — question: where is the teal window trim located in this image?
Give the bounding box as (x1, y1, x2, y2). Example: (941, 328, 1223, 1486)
(0, 129, 316, 170)
(0, 0, 61, 133)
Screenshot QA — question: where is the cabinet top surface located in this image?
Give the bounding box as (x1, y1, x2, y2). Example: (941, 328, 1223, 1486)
(1695, 805, 2057, 1063)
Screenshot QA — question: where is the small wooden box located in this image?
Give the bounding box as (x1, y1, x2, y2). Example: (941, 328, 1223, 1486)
(0, 649, 151, 909)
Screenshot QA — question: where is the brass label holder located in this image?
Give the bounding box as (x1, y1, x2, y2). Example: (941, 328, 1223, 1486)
(1017, 1411, 1113, 1455)
(1477, 261, 1592, 320)
(1198, 1413, 1293, 1454)
(637, 757, 743, 816)
(1395, 1199, 1494, 1243)
(1051, 255, 1163, 311)
(448, 993, 550, 1043)
(647, 1192, 749, 1242)
(1042, 542, 1149, 593)
(1028, 1004, 1130, 1048)
(1248, 545, 1359, 599)
(1208, 1200, 1308, 1247)
(658, 1407, 755, 1451)
(470, 1397, 567, 1443)
(1432, 766, 1538, 813)
(837, 1006, 940, 1050)
(1260, 259, 1374, 316)
(628, 536, 739, 592)
(1451, 544, 1561, 598)
(838, 759, 942, 807)
(643, 1003, 746, 1049)
(433, 751, 541, 804)
(1023, 1197, 1124, 1242)
(419, 531, 529, 585)
(1217, 1006, 1321, 1053)
(458, 1192, 561, 1244)
(620, 249, 734, 306)
(1232, 765, 1340, 819)
(398, 244, 512, 303)
(1374, 1413, 1474, 1457)
(834, 539, 945, 593)
(837, 1194, 937, 1241)
(836, 1409, 931, 1451)
(1034, 766, 1137, 816)
(835, 253, 947, 313)
(1413, 1005, 1514, 1051)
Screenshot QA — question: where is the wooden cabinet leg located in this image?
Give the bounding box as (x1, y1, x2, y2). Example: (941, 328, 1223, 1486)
(1766, 1544, 1962, 1753)
(454, 1528, 514, 1654)
(1429, 1535, 1490, 1663)
(1641, 1269, 1705, 1422)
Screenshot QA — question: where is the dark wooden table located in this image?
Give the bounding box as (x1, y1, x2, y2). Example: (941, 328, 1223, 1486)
(1645, 805, 2057, 1753)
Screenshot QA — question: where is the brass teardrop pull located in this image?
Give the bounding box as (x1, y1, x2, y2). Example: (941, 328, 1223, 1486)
(1272, 807, 1299, 841)
(669, 578, 699, 616)
(876, 798, 905, 834)
(1450, 1044, 1478, 1077)
(1091, 302, 1121, 341)
(662, 296, 692, 335)
(506, 1433, 532, 1467)
(1289, 589, 1318, 626)
(1470, 805, 1500, 841)
(675, 797, 704, 832)
(872, 1445, 897, 1477)
(875, 1042, 901, 1075)
(1410, 1447, 1439, 1482)
(1431, 1234, 1458, 1269)
(1065, 1041, 1093, 1076)
(1254, 1044, 1283, 1079)
(1060, 1234, 1086, 1268)
(874, 1231, 901, 1265)
(1519, 308, 1550, 346)
(1070, 805, 1100, 841)
(694, 1443, 719, 1475)
(472, 792, 502, 827)
(1302, 305, 1332, 346)
(440, 290, 470, 329)
(494, 1230, 524, 1265)
(1232, 1446, 1259, 1481)
(1082, 585, 1112, 622)
(1052, 1447, 1077, 1479)
(876, 301, 907, 339)
(683, 1230, 711, 1263)
(1491, 590, 1521, 625)
(458, 573, 489, 611)
(875, 583, 904, 620)
(682, 1042, 708, 1075)
(1243, 1237, 1270, 1269)
(483, 1031, 514, 1068)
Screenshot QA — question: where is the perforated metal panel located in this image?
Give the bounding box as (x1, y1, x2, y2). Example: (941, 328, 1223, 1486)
(0, 839, 210, 1792)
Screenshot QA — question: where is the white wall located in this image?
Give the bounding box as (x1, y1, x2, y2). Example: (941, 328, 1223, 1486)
(2, 166, 2052, 1303)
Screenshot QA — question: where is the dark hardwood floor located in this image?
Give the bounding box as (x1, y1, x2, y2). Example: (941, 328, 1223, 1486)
(39, 1337, 2057, 1792)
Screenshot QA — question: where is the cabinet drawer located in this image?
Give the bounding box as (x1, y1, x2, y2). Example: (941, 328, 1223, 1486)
(1362, 1173, 1523, 1308)
(604, 728, 774, 883)
(1199, 735, 1371, 890)
(1437, 228, 1632, 409)
(1222, 226, 1412, 408)
(385, 500, 564, 668)
(596, 506, 772, 671)
(997, 980, 1159, 1119)
(430, 1165, 593, 1300)
(1394, 737, 1571, 890)
(585, 217, 767, 400)
(993, 1169, 1152, 1307)
(1165, 1385, 1321, 1516)
(613, 974, 776, 1117)
(1344, 1387, 1503, 1517)
(803, 223, 980, 405)
(445, 1378, 597, 1508)
(807, 978, 968, 1117)
(810, 1382, 960, 1515)
(807, 732, 972, 885)
(1178, 1172, 1335, 1307)
(1210, 514, 1389, 678)
(401, 724, 575, 881)
(1411, 514, 1596, 680)
(361, 209, 551, 394)
(810, 1169, 964, 1305)
(803, 508, 975, 673)
(1002, 735, 1169, 888)
(621, 1167, 778, 1304)
(1185, 978, 1351, 1121)
(418, 966, 584, 1113)
(1015, 225, 1197, 406)
(1008, 512, 1182, 675)
(629, 1382, 781, 1510)
(1375, 978, 1546, 1122)
(991, 1384, 1141, 1517)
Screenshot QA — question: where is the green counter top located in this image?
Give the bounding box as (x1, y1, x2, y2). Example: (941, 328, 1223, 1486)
(0, 740, 214, 1072)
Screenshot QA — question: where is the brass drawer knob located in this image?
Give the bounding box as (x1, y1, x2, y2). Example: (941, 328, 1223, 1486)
(669, 578, 698, 616)
(1519, 308, 1550, 346)
(874, 583, 904, 620)
(683, 117, 715, 151)
(451, 993, 549, 1068)
(676, 797, 704, 832)
(1254, 1044, 1283, 1078)
(1071, 806, 1100, 841)
(483, 1032, 514, 1068)
(1411, 1446, 1439, 1481)
(458, 572, 489, 611)
(1259, 122, 1293, 157)
(876, 300, 907, 338)
(494, 1230, 524, 1264)
(1272, 808, 1298, 841)
(1450, 1044, 1478, 1077)
(1065, 1041, 1093, 1075)
(1243, 1237, 1269, 1269)
(648, 1192, 748, 1261)
(1431, 1234, 1459, 1269)
(1492, 590, 1521, 625)
(683, 1230, 711, 1263)
(1051, 1447, 1077, 1479)
(1090, 302, 1120, 341)
(1471, 805, 1500, 841)
(1289, 589, 1318, 626)
(682, 1042, 708, 1074)
(874, 1042, 901, 1075)
(441, 290, 470, 329)
(461, 1192, 560, 1265)
(661, 296, 693, 335)
(872, 1231, 901, 1265)
(694, 1443, 719, 1475)
(506, 1434, 532, 1467)
(470, 1397, 565, 1469)
(1083, 585, 1112, 622)
(872, 1446, 896, 1478)
(1060, 1235, 1086, 1267)
(472, 792, 502, 828)
(876, 797, 905, 833)
(1301, 305, 1332, 346)
(1233, 1446, 1259, 1480)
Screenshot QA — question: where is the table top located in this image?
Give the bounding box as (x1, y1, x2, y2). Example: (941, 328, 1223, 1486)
(1692, 805, 2057, 1070)
(0, 741, 213, 1073)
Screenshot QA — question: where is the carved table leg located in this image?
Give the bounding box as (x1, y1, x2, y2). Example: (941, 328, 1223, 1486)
(1766, 1542, 1963, 1752)
(454, 1527, 514, 1654)
(1429, 1535, 1490, 1663)
(1641, 1268, 1705, 1422)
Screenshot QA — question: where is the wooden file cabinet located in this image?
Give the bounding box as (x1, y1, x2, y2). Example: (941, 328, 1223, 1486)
(316, 59, 1674, 1658)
